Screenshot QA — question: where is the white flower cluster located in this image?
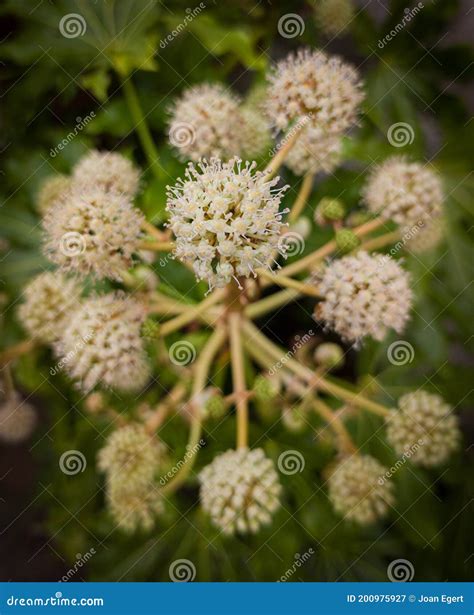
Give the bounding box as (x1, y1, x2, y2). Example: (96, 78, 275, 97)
(43, 187, 144, 281)
(266, 48, 363, 134)
(285, 126, 342, 176)
(315, 0, 355, 36)
(106, 479, 163, 533)
(18, 272, 81, 343)
(363, 157, 443, 227)
(386, 391, 460, 467)
(405, 217, 444, 254)
(166, 158, 288, 288)
(199, 448, 281, 534)
(240, 107, 272, 159)
(98, 423, 163, 487)
(72, 150, 140, 198)
(54, 293, 150, 392)
(169, 84, 273, 162)
(168, 84, 244, 162)
(328, 454, 394, 524)
(42, 151, 143, 281)
(37, 174, 70, 215)
(98, 424, 164, 532)
(315, 252, 412, 342)
(0, 394, 36, 444)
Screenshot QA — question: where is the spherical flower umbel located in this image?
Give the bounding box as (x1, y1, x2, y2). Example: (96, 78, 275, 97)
(43, 186, 144, 280)
(328, 454, 394, 524)
(37, 174, 71, 215)
(315, 251, 412, 342)
(168, 84, 244, 162)
(72, 150, 140, 198)
(199, 448, 282, 535)
(166, 158, 289, 288)
(285, 126, 342, 176)
(55, 293, 150, 392)
(403, 218, 444, 254)
(98, 423, 163, 487)
(106, 479, 163, 533)
(18, 271, 81, 344)
(386, 391, 460, 467)
(363, 157, 443, 227)
(0, 394, 37, 444)
(315, 0, 355, 37)
(314, 342, 345, 370)
(240, 107, 272, 159)
(266, 48, 363, 134)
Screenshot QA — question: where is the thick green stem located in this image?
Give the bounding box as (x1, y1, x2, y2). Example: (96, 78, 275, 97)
(159, 289, 225, 336)
(272, 217, 386, 284)
(245, 287, 301, 320)
(241, 319, 391, 418)
(121, 77, 161, 179)
(357, 230, 401, 253)
(160, 327, 227, 495)
(288, 172, 315, 223)
(0, 339, 36, 367)
(138, 240, 175, 252)
(256, 268, 321, 298)
(264, 123, 305, 178)
(229, 313, 249, 449)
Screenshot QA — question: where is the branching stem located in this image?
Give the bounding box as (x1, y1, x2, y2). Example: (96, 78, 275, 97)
(288, 172, 315, 223)
(229, 313, 249, 448)
(160, 327, 227, 495)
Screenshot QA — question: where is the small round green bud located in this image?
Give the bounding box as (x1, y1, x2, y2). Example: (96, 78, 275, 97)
(253, 375, 280, 402)
(347, 211, 372, 227)
(141, 319, 160, 339)
(204, 392, 227, 420)
(282, 404, 307, 433)
(335, 229, 360, 253)
(315, 198, 345, 225)
(314, 343, 345, 370)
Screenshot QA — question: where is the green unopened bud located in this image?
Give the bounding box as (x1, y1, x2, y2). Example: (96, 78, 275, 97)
(314, 343, 345, 370)
(282, 404, 307, 433)
(253, 375, 280, 402)
(141, 319, 160, 339)
(315, 198, 345, 225)
(347, 211, 372, 227)
(204, 392, 227, 420)
(335, 229, 360, 253)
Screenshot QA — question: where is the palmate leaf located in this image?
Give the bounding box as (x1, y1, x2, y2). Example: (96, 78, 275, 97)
(186, 14, 267, 71)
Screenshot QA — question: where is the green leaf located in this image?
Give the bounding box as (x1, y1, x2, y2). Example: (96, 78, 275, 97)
(188, 15, 266, 71)
(80, 68, 111, 102)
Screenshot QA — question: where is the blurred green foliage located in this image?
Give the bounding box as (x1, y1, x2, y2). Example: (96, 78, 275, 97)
(1, 0, 473, 582)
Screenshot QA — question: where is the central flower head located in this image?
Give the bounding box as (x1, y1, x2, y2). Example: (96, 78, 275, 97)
(166, 157, 289, 289)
